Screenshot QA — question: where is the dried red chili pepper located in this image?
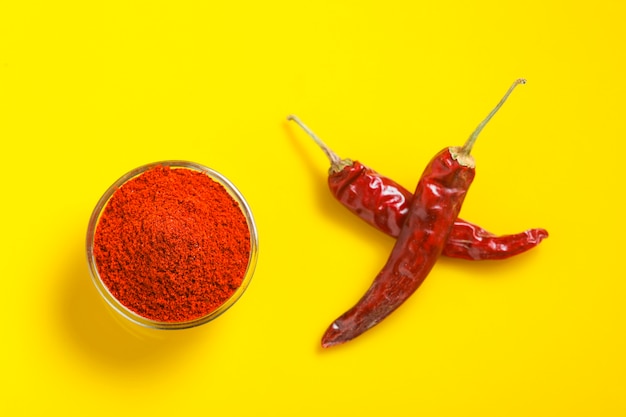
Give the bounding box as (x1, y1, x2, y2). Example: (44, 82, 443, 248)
(287, 116, 547, 261)
(320, 79, 527, 347)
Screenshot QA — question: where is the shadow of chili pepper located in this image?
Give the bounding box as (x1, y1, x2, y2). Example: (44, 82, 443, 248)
(437, 239, 549, 278)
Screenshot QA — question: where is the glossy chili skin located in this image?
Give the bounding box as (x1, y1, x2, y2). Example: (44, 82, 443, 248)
(328, 161, 547, 260)
(445, 223, 547, 260)
(322, 148, 475, 348)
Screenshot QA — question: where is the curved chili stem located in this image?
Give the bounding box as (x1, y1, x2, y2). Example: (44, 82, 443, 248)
(287, 115, 343, 167)
(461, 78, 526, 155)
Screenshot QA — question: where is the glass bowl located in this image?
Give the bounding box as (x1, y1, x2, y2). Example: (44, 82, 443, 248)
(86, 160, 259, 330)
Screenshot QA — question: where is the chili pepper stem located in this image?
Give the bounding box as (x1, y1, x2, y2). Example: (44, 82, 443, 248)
(287, 115, 353, 173)
(455, 78, 526, 162)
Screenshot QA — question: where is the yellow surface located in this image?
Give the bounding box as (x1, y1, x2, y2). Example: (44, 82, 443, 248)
(1, 1, 624, 416)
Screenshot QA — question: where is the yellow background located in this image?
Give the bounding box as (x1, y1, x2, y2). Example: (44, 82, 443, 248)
(1, 1, 624, 416)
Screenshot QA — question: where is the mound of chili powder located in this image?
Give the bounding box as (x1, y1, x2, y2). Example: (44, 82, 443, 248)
(93, 165, 251, 323)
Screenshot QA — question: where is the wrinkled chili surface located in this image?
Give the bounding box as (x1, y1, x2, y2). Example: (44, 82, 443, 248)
(328, 161, 547, 260)
(322, 148, 475, 347)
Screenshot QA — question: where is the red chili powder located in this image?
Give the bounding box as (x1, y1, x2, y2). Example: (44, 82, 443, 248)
(93, 165, 251, 323)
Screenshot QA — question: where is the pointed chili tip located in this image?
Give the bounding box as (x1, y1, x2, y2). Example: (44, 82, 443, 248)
(321, 340, 334, 349)
(531, 228, 549, 243)
(321, 322, 347, 348)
